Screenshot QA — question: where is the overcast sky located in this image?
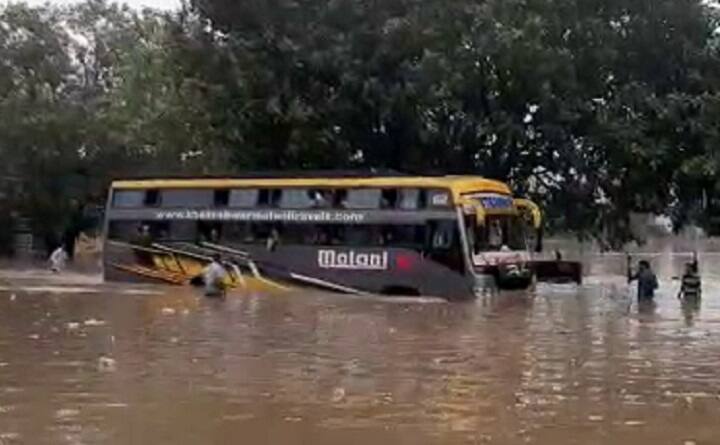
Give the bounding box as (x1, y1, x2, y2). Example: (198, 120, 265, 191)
(5, 0, 180, 9)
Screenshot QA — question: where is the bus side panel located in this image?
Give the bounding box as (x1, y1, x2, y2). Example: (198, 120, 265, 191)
(236, 244, 475, 300)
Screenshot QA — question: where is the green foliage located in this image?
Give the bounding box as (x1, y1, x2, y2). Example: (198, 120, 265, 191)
(2, 0, 720, 251)
(191, 0, 720, 242)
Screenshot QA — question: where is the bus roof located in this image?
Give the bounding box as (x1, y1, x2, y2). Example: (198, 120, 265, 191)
(111, 176, 512, 199)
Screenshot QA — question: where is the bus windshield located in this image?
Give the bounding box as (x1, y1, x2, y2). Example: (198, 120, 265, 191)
(468, 215, 527, 253)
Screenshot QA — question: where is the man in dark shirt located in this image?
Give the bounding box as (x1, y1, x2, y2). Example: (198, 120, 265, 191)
(628, 259, 658, 302)
(678, 260, 701, 301)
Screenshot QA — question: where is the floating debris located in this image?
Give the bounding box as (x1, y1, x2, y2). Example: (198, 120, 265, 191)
(9, 294, 16, 302)
(379, 392, 394, 403)
(66, 322, 80, 331)
(222, 413, 255, 421)
(102, 403, 129, 408)
(331, 387, 346, 403)
(623, 420, 645, 426)
(161, 308, 176, 315)
(97, 356, 117, 372)
(27, 334, 39, 340)
(55, 408, 80, 419)
(588, 415, 604, 422)
(84, 319, 106, 327)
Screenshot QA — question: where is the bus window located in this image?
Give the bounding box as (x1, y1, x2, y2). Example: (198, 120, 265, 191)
(430, 221, 455, 249)
(114, 221, 168, 244)
(428, 190, 452, 208)
(108, 221, 137, 241)
(280, 224, 337, 245)
(112, 190, 145, 208)
(197, 221, 222, 243)
(144, 190, 160, 207)
(380, 225, 425, 248)
(381, 189, 398, 209)
(399, 225, 426, 247)
(274, 223, 425, 249)
(312, 225, 331, 245)
(229, 189, 259, 208)
(475, 216, 526, 251)
(464, 215, 479, 255)
(308, 189, 332, 208)
(168, 221, 195, 241)
(398, 189, 423, 210)
(280, 189, 314, 209)
(344, 225, 381, 246)
(145, 221, 170, 239)
(334, 189, 348, 208)
(251, 223, 273, 243)
(280, 223, 315, 245)
(161, 189, 213, 208)
(488, 220, 503, 249)
(214, 190, 230, 207)
(427, 220, 464, 274)
(223, 222, 253, 244)
(345, 189, 382, 209)
(258, 189, 282, 207)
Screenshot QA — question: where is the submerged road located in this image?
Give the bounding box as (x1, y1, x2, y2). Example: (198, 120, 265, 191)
(0, 256, 718, 444)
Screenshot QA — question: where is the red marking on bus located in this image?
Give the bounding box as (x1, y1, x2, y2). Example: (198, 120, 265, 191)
(395, 255, 414, 271)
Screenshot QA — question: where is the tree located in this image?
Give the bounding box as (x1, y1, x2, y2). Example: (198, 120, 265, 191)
(190, 0, 720, 243)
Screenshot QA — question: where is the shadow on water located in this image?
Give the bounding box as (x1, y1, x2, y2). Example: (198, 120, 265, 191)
(0, 259, 719, 444)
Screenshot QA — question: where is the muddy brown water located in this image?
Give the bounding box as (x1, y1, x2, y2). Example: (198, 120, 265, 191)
(0, 256, 719, 445)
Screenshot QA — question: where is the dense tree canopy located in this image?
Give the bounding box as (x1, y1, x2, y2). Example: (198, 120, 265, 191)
(1, 0, 720, 251)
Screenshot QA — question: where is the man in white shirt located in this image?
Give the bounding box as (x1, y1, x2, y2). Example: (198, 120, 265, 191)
(49, 246, 68, 273)
(203, 254, 229, 298)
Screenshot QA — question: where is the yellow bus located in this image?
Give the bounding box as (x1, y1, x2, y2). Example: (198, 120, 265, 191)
(102, 172, 569, 300)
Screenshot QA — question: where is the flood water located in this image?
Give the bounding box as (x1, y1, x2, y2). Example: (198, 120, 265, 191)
(0, 255, 719, 444)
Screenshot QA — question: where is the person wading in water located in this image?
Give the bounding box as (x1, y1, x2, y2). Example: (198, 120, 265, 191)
(628, 257, 659, 302)
(678, 253, 701, 302)
(201, 254, 229, 298)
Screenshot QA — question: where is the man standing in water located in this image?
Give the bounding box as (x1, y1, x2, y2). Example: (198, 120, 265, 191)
(678, 254, 701, 301)
(628, 258, 659, 302)
(202, 254, 228, 298)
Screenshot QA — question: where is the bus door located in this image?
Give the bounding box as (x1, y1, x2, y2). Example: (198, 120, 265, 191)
(425, 219, 465, 275)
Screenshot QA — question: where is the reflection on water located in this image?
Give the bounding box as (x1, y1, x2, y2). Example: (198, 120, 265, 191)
(0, 256, 719, 444)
